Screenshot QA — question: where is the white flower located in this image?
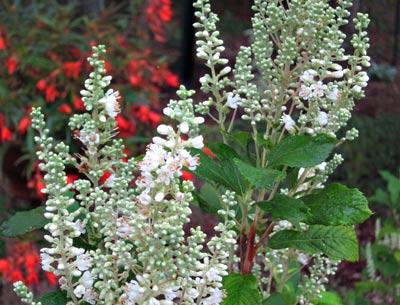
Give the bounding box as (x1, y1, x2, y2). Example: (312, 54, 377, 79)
(148, 298, 161, 305)
(117, 217, 131, 238)
(157, 124, 174, 136)
(299, 85, 312, 100)
(40, 251, 53, 271)
(316, 162, 327, 171)
(80, 271, 94, 288)
(75, 252, 92, 271)
(358, 71, 369, 83)
(226, 93, 240, 109)
(83, 289, 96, 305)
(103, 173, 116, 188)
(74, 284, 86, 298)
(73, 220, 86, 236)
(138, 191, 152, 205)
(163, 107, 173, 117)
(194, 117, 205, 124)
(205, 267, 222, 282)
(297, 253, 309, 265)
(190, 135, 204, 149)
(201, 288, 224, 305)
(330, 70, 344, 78)
(179, 149, 199, 170)
(310, 81, 326, 98)
(327, 87, 340, 102)
(155, 192, 165, 202)
(78, 131, 100, 146)
(126, 280, 145, 304)
(179, 122, 190, 134)
(187, 288, 200, 299)
(98, 89, 120, 118)
(300, 69, 317, 83)
(317, 111, 328, 126)
(352, 85, 362, 93)
(164, 286, 180, 301)
(281, 114, 295, 131)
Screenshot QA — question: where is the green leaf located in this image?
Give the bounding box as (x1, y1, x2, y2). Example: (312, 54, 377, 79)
(257, 194, 310, 225)
(234, 159, 285, 190)
(269, 225, 359, 261)
(37, 290, 68, 305)
(380, 170, 400, 205)
(0, 207, 48, 237)
(268, 134, 336, 168)
(194, 183, 222, 215)
(314, 291, 343, 305)
(370, 188, 390, 206)
(302, 184, 372, 226)
(194, 145, 249, 195)
(222, 273, 262, 305)
(262, 293, 290, 305)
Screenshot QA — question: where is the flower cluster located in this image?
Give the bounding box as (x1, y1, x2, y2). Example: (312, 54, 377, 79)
(190, 0, 371, 303)
(14, 45, 237, 305)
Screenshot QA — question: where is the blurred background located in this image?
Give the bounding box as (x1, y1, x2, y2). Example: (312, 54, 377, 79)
(0, 0, 399, 304)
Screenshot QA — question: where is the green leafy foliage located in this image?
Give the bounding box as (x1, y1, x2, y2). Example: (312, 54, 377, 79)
(257, 194, 310, 225)
(380, 171, 400, 206)
(269, 225, 358, 261)
(268, 134, 336, 168)
(262, 293, 291, 305)
(0, 206, 48, 237)
(194, 182, 222, 215)
(234, 159, 285, 190)
(302, 184, 372, 226)
(314, 291, 344, 305)
(222, 273, 262, 305)
(37, 290, 69, 305)
(194, 144, 249, 195)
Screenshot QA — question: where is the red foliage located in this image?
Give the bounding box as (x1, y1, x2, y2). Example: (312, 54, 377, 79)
(181, 170, 194, 181)
(99, 171, 112, 185)
(62, 61, 81, 79)
(116, 115, 136, 138)
(146, 0, 173, 43)
(203, 146, 217, 159)
(73, 96, 85, 111)
(0, 36, 6, 50)
(58, 103, 72, 115)
(7, 56, 17, 75)
(131, 105, 161, 127)
(44, 85, 59, 103)
(18, 116, 31, 135)
(0, 242, 57, 287)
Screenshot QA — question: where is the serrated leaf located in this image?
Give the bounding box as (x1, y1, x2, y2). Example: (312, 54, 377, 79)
(0, 207, 48, 237)
(268, 134, 336, 168)
(302, 184, 372, 226)
(257, 194, 311, 225)
(194, 146, 249, 195)
(269, 225, 359, 261)
(262, 293, 290, 305)
(234, 159, 285, 190)
(37, 290, 68, 305)
(222, 273, 262, 305)
(194, 183, 222, 215)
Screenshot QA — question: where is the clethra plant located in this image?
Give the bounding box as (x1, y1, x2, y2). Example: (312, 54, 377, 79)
(12, 0, 372, 304)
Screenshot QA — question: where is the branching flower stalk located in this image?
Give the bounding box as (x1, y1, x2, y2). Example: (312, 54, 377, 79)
(192, 0, 370, 303)
(14, 45, 237, 305)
